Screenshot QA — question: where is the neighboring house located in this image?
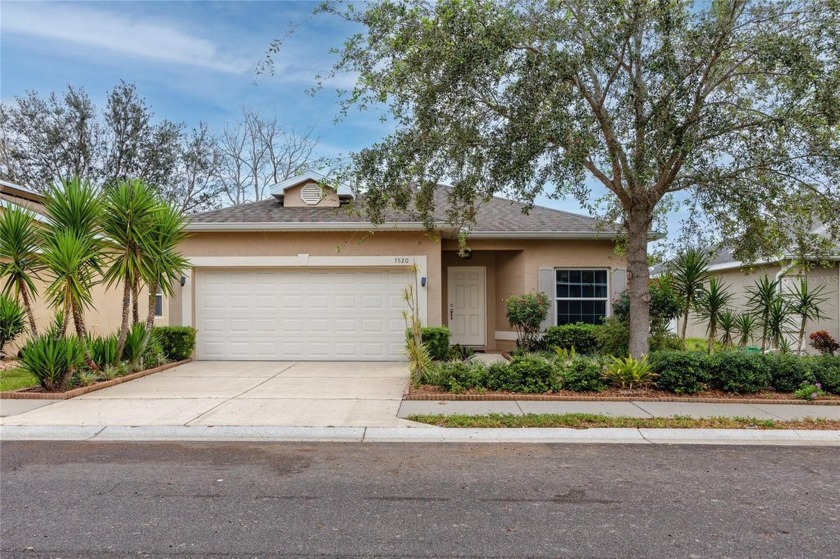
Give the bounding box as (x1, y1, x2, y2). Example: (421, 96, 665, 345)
(0, 180, 168, 353)
(168, 172, 628, 361)
(655, 241, 840, 352)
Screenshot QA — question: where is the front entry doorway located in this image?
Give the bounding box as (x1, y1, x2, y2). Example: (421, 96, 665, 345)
(447, 267, 487, 346)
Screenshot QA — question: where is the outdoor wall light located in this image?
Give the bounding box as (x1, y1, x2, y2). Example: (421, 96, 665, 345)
(180, 276, 186, 287)
(421, 276, 427, 287)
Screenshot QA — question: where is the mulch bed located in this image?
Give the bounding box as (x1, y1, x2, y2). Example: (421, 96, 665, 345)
(0, 359, 191, 400)
(406, 384, 840, 405)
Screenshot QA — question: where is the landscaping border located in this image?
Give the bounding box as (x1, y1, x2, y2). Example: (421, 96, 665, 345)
(0, 359, 191, 400)
(404, 391, 840, 405)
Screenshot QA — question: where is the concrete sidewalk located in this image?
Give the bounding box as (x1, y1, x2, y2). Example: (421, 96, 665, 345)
(398, 399, 840, 421)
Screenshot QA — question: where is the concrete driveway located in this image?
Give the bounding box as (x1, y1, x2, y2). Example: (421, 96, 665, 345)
(0, 361, 413, 428)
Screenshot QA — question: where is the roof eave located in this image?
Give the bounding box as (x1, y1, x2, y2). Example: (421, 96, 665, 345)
(466, 231, 621, 240)
(185, 221, 447, 232)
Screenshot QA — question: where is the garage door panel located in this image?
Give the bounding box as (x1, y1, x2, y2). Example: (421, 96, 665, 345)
(196, 268, 410, 361)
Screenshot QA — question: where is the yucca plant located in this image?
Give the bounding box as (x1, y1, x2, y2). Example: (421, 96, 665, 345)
(89, 334, 120, 370)
(602, 355, 657, 389)
(668, 248, 710, 341)
(734, 313, 759, 349)
(717, 309, 738, 349)
(0, 294, 27, 359)
(766, 296, 793, 351)
(786, 278, 827, 354)
(141, 203, 189, 336)
(693, 277, 733, 353)
(746, 275, 781, 351)
(20, 334, 85, 391)
(0, 205, 43, 335)
(122, 323, 148, 370)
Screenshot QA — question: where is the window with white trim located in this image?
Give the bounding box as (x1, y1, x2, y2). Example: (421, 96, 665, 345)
(154, 286, 164, 317)
(555, 269, 608, 325)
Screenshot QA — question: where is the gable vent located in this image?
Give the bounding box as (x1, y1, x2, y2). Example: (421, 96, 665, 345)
(300, 183, 322, 205)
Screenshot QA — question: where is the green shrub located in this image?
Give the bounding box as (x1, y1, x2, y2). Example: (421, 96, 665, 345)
(764, 354, 816, 392)
(602, 355, 657, 389)
(122, 323, 147, 367)
(595, 317, 628, 356)
(0, 294, 26, 358)
(448, 344, 475, 361)
(485, 356, 557, 393)
(423, 360, 488, 393)
(559, 357, 608, 392)
(543, 323, 599, 354)
(810, 357, 840, 394)
(793, 382, 826, 401)
(20, 335, 85, 391)
(142, 336, 167, 369)
(710, 352, 771, 393)
(649, 351, 711, 394)
(153, 326, 197, 361)
(650, 330, 683, 352)
(418, 327, 450, 360)
(89, 334, 119, 370)
(505, 292, 550, 350)
(684, 337, 724, 353)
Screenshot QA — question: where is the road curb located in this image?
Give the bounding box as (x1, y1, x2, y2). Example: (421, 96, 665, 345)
(1, 425, 838, 445)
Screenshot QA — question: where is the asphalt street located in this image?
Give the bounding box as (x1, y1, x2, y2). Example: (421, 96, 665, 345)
(1, 442, 838, 558)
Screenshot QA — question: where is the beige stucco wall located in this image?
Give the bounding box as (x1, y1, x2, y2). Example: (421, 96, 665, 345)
(679, 263, 840, 352)
(280, 182, 341, 208)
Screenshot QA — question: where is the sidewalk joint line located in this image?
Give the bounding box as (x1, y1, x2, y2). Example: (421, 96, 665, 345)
(636, 428, 654, 444)
(87, 426, 107, 440)
(514, 400, 526, 416)
(629, 401, 655, 418)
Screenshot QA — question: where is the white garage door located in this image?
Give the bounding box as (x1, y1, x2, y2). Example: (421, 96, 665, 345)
(195, 268, 411, 361)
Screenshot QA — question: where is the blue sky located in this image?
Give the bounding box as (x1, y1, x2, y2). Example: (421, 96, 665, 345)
(1, 0, 685, 245)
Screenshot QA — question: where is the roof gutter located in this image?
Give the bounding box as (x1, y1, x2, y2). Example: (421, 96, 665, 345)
(185, 221, 445, 232)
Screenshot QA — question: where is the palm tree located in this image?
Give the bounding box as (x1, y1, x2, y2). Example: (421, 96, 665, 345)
(717, 309, 738, 349)
(786, 278, 827, 354)
(0, 205, 43, 335)
(734, 313, 759, 349)
(746, 275, 781, 351)
(693, 277, 733, 353)
(142, 203, 189, 335)
(41, 178, 104, 369)
(101, 179, 158, 358)
(668, 248, 710, 341)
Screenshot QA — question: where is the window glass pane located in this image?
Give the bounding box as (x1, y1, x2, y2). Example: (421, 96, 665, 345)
(155, 295, 163, 317)
(569, 270, 581, 284)
(555, 269, 608, 325)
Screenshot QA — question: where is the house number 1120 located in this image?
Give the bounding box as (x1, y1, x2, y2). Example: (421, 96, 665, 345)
(394, 257, 411, 264)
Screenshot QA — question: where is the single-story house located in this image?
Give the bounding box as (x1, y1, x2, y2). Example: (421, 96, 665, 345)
(168, 172, 628, 361)
(1, 179, 166, 352)
(661, 241, 840, 351)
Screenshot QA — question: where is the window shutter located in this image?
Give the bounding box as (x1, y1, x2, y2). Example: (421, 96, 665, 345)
(538, 268, 555, 331)
(610, 268, 627, 316)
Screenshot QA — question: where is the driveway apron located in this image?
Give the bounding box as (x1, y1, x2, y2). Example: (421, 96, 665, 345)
(0, 361, 412, 428)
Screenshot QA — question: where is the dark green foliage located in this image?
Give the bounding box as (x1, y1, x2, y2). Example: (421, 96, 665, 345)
(0, 294, 27, 357)
(764, 354, 816, 392)
(448, 344, 475, 361)
(142, 336, 167, 368)
(543, 323, 599, 354)
(649, 330, 683, 352)
(417, 326, 450, 360)
(153, 326, 196, 361)
(710, 352, 771, 394)
(810, 357, 840, 394)
(505, 292, 550, 350)
(422, 360, 488, 393)
(649, 351, 711, 394)
(594, 317, 629, 357)
(613, 277, 682, 325)
(88, 334, 119, 370)
(559, 358, 607, 392)
(485, 356, 558, 393)
(122, 323, 147, 366)
(20, 335, 85, 391)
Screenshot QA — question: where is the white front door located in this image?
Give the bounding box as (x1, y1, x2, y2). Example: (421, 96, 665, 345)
(447, 267, 486, 346)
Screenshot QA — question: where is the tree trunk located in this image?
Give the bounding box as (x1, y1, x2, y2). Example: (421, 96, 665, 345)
(71, 298, 99, 372)
(18, 280, 38, 337)
(60, 302, 71, 338)
(680, 305, 690, 341)
(131, 277, 140, 325)
(116, 269, 132, 360)
(626, 206, 652, 358)
(707, 322, 716, 354)
(145, 279, 158, 333)
(797, 317, 806, 355)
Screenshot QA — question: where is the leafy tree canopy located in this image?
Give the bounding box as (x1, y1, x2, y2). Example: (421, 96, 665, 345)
(277, 0, 839, 356)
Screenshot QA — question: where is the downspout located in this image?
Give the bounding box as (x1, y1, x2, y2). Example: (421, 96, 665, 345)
(774, 261, 797, 291)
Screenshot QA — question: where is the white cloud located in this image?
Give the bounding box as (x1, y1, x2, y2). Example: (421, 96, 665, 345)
(1, 2, 251, 73)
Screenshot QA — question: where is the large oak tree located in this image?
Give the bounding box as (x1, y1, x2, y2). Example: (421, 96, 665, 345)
(277, 0, 840, 356)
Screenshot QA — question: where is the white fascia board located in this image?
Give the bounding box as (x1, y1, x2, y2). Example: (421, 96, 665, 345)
(0, 198, 49, 223)
(466, 231, 621, 240)
(185, 221, 444, 232)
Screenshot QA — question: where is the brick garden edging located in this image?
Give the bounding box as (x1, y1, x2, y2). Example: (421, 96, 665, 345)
(0, 359, 191, 400)
(404, 392, 840, 405)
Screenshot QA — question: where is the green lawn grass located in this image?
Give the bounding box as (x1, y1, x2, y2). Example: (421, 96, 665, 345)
(0, 367, 38, 392)
(407, 413, 840, 430)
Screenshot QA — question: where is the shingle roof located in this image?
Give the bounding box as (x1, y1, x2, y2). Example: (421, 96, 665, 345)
(189, 186, 619, 238)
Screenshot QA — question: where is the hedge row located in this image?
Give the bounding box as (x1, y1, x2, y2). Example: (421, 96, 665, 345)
(421, 351, 840, 395)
